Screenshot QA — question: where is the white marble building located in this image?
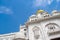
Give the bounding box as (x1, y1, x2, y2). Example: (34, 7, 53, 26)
(0, 10, 60, 40)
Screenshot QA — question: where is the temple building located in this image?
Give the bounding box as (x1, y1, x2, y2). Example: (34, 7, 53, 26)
(0, 10, 60, 40)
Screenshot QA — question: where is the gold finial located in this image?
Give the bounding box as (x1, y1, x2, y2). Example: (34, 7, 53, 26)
(36, 10, 44, 14)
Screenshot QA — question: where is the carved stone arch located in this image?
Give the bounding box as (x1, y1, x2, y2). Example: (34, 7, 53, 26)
(45, 23, 60, 30)
(45, 23, 60, 36)
(32, 26, 40, 32)
(45, 23, 59, 27)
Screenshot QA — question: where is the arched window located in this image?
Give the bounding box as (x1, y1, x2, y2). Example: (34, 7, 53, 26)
(45, 23, 60, 36)
(45, 23, 59, 31)
(32, 26, 40, 39)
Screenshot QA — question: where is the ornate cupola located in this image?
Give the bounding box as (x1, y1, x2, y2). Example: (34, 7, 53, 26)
(36, 10, 50, 18)
(36, 10, 45, 18)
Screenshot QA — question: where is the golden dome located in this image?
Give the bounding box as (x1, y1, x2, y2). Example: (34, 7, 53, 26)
(37, 10, 44, 13)
(36, 10, 44, 14)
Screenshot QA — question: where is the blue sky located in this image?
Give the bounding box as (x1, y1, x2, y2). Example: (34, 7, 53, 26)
(0, 0, 60, 34)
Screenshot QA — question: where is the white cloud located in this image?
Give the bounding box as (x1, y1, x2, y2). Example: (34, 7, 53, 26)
(4, 8, 13, 14)
(0, 6, 13, 15)
(34, 0, 43, 7)
(33, 0, 53, 7)
(33, 0, 43, 7)
(48, 0, 53, 5)
(57, 0, 60, 2)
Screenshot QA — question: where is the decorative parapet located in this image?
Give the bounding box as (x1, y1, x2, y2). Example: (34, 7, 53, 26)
(26, 14, 60, 25)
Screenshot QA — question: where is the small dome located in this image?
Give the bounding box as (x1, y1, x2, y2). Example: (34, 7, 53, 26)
(52, 10, 58, 13)
(30, 15, 36, 18)
(52, 10, 60, 16)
